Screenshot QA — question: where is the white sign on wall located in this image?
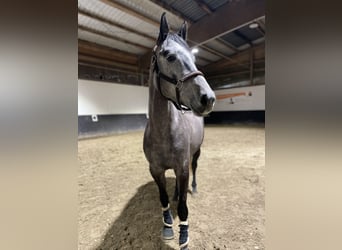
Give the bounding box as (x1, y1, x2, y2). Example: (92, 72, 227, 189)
(213, 85, 265, 111)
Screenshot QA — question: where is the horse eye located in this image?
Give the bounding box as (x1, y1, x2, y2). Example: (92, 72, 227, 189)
(166, 55, 176, 62)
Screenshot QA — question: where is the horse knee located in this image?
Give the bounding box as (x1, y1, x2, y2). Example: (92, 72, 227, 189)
(177, 167, 189, 180)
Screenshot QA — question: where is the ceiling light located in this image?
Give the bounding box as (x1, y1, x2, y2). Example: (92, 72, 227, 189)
(191, 48, 199, 54)
(249, 22, 259, 29)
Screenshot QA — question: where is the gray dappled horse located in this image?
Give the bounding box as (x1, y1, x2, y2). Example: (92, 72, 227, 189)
(143, 13, 215, 249)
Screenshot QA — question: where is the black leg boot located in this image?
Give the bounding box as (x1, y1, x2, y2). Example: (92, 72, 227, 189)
(162, 204, 174, 240)
(179, 221, 189, 249)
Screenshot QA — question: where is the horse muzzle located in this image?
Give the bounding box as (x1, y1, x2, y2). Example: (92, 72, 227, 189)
(200, 93, 215, 112)
(191, 92, 216, 116)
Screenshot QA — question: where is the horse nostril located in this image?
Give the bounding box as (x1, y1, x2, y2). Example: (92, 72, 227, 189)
(200, 94, 209, 106)
(208, 96, 215, 106)
(201, 94, 215, 107)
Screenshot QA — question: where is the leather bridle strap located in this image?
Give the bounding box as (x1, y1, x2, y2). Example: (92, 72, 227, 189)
(174, 71, 203, 113)
(178, 71, 204, 83)
(153, 54, 204, 113)
(157, 70, 204, 86)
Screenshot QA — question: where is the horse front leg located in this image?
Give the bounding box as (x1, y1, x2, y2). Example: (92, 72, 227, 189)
(149, 166, 174, 240)
(176, 166, 190, 250)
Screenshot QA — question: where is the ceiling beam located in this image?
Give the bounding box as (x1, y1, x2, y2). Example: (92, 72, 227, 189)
(216, 38, 239, 53)
(256, 20, 265, 35)
(204, 43, 265, 76)
(138, 0, 264, 70)
(192, 0, 213, 14)
(206, 59, 265, 78)
(197, 43, 234, 62)
(233, 30, 252, 46)
(139, 37, 244, 71)
(187, 0, 265, 45)
(79, 54, 138, 72)
(207, 67, 265, 80)
(78, 8, 156, 41)
(195, 43, 250, 70)
(78, 39, 138, 65)
(100, 0, 160, 27)
(100, 0, 183, 31)
(78, 48, 136, 66)
(78, 25, 150, 50)
(195, 54, 213, 64)
(257, 19, 266, 31)
(149, 0, 193, 23)
(208, 69, 265, 89)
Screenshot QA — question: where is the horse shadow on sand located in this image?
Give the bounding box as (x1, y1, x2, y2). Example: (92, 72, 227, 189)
(96, 177, 178, 250)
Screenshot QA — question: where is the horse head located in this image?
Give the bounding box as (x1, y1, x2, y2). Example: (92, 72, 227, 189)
(153, 13, 216, 116)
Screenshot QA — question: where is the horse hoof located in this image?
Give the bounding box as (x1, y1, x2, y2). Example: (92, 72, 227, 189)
(179, 240, 189, 250)
(192, 185, 197, 194)
(179, 224, 189, 249)
(162, 226, 174, 240)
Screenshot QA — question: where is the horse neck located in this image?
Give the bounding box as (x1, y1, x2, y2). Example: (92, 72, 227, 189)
(148, 71, 173, 130)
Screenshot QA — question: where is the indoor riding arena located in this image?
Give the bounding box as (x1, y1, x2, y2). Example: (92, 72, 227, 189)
(78, 0, 265, 249)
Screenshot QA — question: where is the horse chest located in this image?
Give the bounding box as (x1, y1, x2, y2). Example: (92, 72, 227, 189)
(144, 104, 204, 168)
(144, 125, 190, 167)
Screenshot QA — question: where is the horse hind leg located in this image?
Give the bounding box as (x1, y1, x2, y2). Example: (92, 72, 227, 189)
(173, 178, 179, 201)
(191, 149, 201, 194)
(149, 166, 174, 240)
(174, 148, 200, 202)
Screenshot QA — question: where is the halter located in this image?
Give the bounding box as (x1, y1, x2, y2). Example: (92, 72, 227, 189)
(152, 46, 204, 113)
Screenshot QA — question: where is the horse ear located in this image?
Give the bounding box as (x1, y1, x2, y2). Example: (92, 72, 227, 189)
(178, 21, 187, 41)
(157, 12, 169, 45)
